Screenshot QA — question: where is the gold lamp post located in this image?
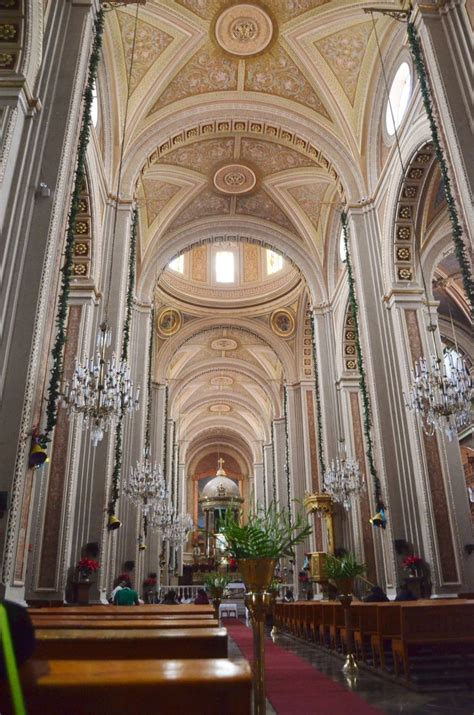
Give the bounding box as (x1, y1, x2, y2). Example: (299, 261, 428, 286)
(238, 557, 276, 715)
(304, 492, 336, 599)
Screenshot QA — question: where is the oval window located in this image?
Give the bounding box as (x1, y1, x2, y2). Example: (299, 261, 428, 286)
(386, 62, 411, 136)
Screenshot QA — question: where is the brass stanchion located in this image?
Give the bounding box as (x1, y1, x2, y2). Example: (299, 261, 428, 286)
(336, 580, 358, 682)
(239, 558, 277, 715)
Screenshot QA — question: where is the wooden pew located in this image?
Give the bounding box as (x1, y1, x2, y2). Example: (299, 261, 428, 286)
(28, 604, 214, 618)
(351, 603, 378, 662)
(34, 626, 228, 660)
(392, 602, 474, 680)
(371, 603, 401, 669)
(11, 658, 252, 715)
(30, 618, 219, 630)
(30, 611, 214, 622)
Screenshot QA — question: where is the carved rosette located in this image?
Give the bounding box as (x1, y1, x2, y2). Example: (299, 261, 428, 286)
(214, 4, 274, 58)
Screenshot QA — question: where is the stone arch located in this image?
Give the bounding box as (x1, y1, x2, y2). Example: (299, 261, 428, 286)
(391, 142, 437, 285)
(137, 219, 324, 308)
(122, 100, 364, 201)
(154, 316, 295, 385)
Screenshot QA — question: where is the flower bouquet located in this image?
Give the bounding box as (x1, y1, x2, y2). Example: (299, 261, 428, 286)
(402, 555, 423, 576)
(77, 557, 100, 581)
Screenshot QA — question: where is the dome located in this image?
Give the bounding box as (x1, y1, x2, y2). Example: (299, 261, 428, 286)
(201, 476, 241, 499)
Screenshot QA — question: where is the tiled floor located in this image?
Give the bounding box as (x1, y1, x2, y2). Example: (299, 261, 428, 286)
(228, 628, 474, 715)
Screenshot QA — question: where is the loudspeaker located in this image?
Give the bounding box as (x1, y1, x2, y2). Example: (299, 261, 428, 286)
(394, 539, 409, 554)
(85, 542, 100, 558)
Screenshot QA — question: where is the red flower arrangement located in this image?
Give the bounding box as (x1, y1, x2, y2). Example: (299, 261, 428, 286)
(143, 577, 157, 587)
(78, 558, 100, 576)
(402, 555, 423, 571)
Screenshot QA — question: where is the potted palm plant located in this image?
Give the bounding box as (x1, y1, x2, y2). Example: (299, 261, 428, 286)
(323, 553, 365, 597)
(219, 502, 311, 715)
(203, 572, 231, 617)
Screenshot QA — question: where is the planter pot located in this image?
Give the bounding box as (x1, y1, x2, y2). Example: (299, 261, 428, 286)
(333, 577, 354, 597)
(75, 580, 91, 605)
(238, 558, 277, 592)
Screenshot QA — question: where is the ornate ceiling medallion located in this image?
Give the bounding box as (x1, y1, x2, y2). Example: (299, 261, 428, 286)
(210, 375, 234, 386)
(209, 403, 232, 413)
(214, 4, 274, 57)
(211, 337, 238, 351)
(213, 163, 257, 195)
(270, 308, 296, 338)
(157, 307, 182, 337)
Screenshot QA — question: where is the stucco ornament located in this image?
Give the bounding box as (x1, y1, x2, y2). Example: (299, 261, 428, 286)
(214, 4, 274, 57)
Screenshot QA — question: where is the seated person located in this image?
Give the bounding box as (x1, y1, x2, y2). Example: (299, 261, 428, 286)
(194, 588, 210, 605)
(395, 582, 418, 601)
(283, 588, 294, 602)
(114, 583, 140, 606)
(363, 585, 390, 602)
(110, 577, 131, 603)
(161, 590, 179, 605)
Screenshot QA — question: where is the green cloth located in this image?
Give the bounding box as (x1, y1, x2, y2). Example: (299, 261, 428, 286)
(114, 588, 139, 606)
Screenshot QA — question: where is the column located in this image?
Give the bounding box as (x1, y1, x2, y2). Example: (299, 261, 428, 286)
(1, 2, 99, 602)
(414, 1, 472, 231)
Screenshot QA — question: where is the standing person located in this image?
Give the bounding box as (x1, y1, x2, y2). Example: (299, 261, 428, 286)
(114, 582, 140, 606)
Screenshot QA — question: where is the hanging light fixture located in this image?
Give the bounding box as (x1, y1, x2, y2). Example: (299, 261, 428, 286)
(404, 346, 472, 441)
(62, 5, 142, 445)
(62, 323, 139, 446)
(323, 440, 366, 511)
(125, 450, 167, 514)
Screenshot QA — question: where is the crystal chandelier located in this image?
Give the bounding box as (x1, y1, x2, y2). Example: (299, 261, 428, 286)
(164, 511, 194, 545)
(404, 352, 472, 441)
(125, 450, 167, 517)
(62, 322, 139, 446)
(323, 443, 365, 510)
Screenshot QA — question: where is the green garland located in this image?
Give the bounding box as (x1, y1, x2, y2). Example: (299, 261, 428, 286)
(162, 383, 169, 484)
(309, 309, 326, 479)
(262, 445, 267, 511)
(271, 422, 277, 503)
(283, 385, 292, 516)
(170, 420, 176, 505)
(142, 308, 154, 538)
(407, 21, 474, 316)
(107, 209, 138, 518)
(144, 308, 154, 452)
(341, 212, 384, 512)
(121, 209, 138, 362)
(42, 9, 105, 444)
(175, 445, 180, 512)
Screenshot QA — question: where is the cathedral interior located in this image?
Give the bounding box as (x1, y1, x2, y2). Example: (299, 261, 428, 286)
(0, 0, 472, 712)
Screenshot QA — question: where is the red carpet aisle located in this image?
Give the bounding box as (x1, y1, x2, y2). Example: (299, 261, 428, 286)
(224, 620, 383, 715)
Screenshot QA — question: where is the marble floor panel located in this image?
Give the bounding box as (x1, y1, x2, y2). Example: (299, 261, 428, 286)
(272, 631, 474, 715)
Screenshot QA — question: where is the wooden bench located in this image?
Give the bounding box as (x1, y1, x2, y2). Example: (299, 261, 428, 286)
(392, 603, 474, 680)
(9, 658, 252, 714)
(33, 626, 228, 660)
(29, 605, 215, 616)
(30, 618, 219, 630)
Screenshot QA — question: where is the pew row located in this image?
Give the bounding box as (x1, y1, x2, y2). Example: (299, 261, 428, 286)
(30, 618, 219, 630)
(29, 605, 215, 617)
(9, 658, 252, 715)
(34, 626, 228, 660)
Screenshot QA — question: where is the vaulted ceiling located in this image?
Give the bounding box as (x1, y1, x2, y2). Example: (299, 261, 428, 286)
(98, 0, 403, 467)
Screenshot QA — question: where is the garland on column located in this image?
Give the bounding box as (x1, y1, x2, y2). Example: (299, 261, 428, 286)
(162, 383, 169, 484)
(107, 209, 138, 519)
(407, 21, 474, 316)
(262, 445, 267, 511)
(175, 445, 180, 513)
(341, 212, 385, 514)
(309, 309, 326, 479)
(283, 385, 292, 517)
(271, 422, 277, 503)
(142, 308, 154, 538)
(170, 420, 176, 506)
(41, 9, 105, 444)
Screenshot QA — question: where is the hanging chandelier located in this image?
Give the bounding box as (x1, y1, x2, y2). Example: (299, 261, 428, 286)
(125, 450, 167, 515)
(405, 351, 472, 441)
(164, 511, 194, 546)
(62, 322, 139, 446)
(323, 443, 365, 511)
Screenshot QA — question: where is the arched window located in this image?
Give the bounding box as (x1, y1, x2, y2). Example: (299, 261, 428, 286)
(169, 255, 184, 273)
(386, 62, 411, 136)
(215, 250, 235, 283)
(339, 228, 347, 263)
(266, 249, 283, 275)
(91, 83, 99, 128)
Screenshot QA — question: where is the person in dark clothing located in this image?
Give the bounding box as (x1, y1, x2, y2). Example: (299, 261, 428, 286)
(363, 585, 390, 602)
(395, 582, 418, 601)
(161, 590, 179, 605)
(194, 588, 210, 605)
(0, 600, 35, 678)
